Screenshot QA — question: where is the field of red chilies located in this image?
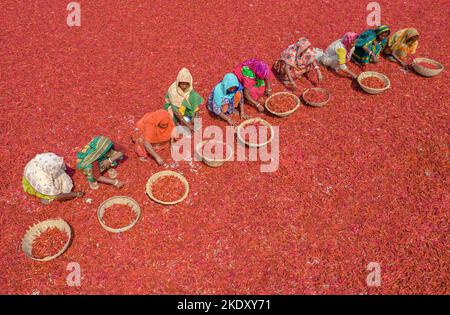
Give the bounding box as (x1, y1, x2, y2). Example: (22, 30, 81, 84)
(0, 0, 448, 294)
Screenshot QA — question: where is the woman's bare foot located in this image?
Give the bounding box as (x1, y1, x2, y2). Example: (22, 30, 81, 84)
(89, 181, 99, 190)
(138, 157, 148, 162)
(107, 168, 118, 179)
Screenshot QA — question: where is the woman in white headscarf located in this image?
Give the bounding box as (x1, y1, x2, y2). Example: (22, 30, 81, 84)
(23, 153, 83, 204)
(164, 68, 204, 132)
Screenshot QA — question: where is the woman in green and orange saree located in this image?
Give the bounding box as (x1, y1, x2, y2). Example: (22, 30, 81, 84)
(76, 136, 124, 190)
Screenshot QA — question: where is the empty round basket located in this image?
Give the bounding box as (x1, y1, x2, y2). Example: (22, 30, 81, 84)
(146, 170, 189, 205)
(21, 218, 72, 262)
(97, 196, 141, 233)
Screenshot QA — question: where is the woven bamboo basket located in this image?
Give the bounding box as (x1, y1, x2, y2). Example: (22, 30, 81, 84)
(97, 196, 141, 233)
(21, 219, 72, 262)
(357, 71, 391, 94)
(302, 87, 331, 107)
(195, 140, 233, 167)
(412, 58, 444, 77)
(236, 118, 274, 148)
(146, 170, 189, 205)
(265, 92, 301, 117)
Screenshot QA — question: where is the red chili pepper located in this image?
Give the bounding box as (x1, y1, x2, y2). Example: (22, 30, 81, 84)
(151, 176, 186, 202)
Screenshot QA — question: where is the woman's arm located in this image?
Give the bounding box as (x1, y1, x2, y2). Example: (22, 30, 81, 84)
(217, 112, 235, 126)
(362, 45, 378, 63)
(92, 160, 124, 187)
(53, 191, 84, 202)
(264, 77, 272, 96)
(284, 63, 297, 89)
(391, 50, 407, 67)
(173, 110, 194, 132)
(143, 140, 165, 165)
(343, 67, 358, 79)
(313, 61, 323, 82)
(244, 88, 261, 108)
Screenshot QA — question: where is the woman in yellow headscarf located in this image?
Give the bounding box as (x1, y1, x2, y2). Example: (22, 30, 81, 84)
(164, 68, 204, 132)
(384, 28, 419, 67)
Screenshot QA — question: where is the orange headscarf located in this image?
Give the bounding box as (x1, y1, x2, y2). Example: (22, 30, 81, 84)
(136, 110, 175, 144)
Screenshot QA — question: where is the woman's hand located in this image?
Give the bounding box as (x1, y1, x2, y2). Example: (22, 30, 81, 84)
(256, 103, 265, 113)
(114, 179, 124, 189)
(156, 156, 165, 166)
(240, 112, 251, 120)
(227, 117, 236, 127)
(372, 54, 379, 63)
(76, 191, 84, 198)
(289, 80, 298, 90)
(317, 71, 323, 82)
(264, 88, 272, 97)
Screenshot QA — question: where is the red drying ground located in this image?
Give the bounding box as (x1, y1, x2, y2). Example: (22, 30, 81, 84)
(303, 89, 329, 103)
(240, 122, 272, 144)
(202, 142, 229, 160)
(102, 204, 136, 229)
(415, 61, 441, 69)
(361, 77, 386, 89)
(151, 176, 186, 203)
(32, 228, 68, 259)
(0, 0, 449, 294)
(267, 94, 297, 113)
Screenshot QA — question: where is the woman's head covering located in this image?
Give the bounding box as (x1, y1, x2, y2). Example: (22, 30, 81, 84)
(342, 32, 358, 50)
(167, 68, 193, 108)
(242, 58, 270, 79)
(341, 32, 359, 60)
(295, 37, 312, 54)
(376, 25, 391, 36)
(388, 28, 419, 56)
(213, 73, 241, 107)
(24, 152, 73, 196)
(77, 136, 113, 169)
(136, 110, 175, 144)
(279, 37, 318, 70)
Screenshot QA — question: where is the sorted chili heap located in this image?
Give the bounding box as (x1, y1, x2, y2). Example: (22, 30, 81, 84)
(102, 204, 137, 229)
(415, 61, 441, 69)
(303, 89, 329, 103)
(151, 175, 186, 202)
(32, 227, 68, 259)
(360, 77, 386, 89)
(267, 93, 298, 113)
(240, 121, 272, 144)
(202, 141, 229, 160)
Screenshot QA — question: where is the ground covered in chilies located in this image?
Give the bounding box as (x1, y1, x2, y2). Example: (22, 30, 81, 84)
(0, 0, 448, 294)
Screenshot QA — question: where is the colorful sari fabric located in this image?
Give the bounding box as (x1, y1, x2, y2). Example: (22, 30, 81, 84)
(76, 136, 119, 182)
(164, 68, 203, 123)
(23, 152, 73, 199)
(321, 32, 358, 71)
(233, 58, 270, 100)
(207, 73, 243, 116)
(353, 25, 390, 64)
(133, 110, 175, 157)
(22, 177, 54, 200)
(273, 37, 319, 79)
(387, 28, 419, 59)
